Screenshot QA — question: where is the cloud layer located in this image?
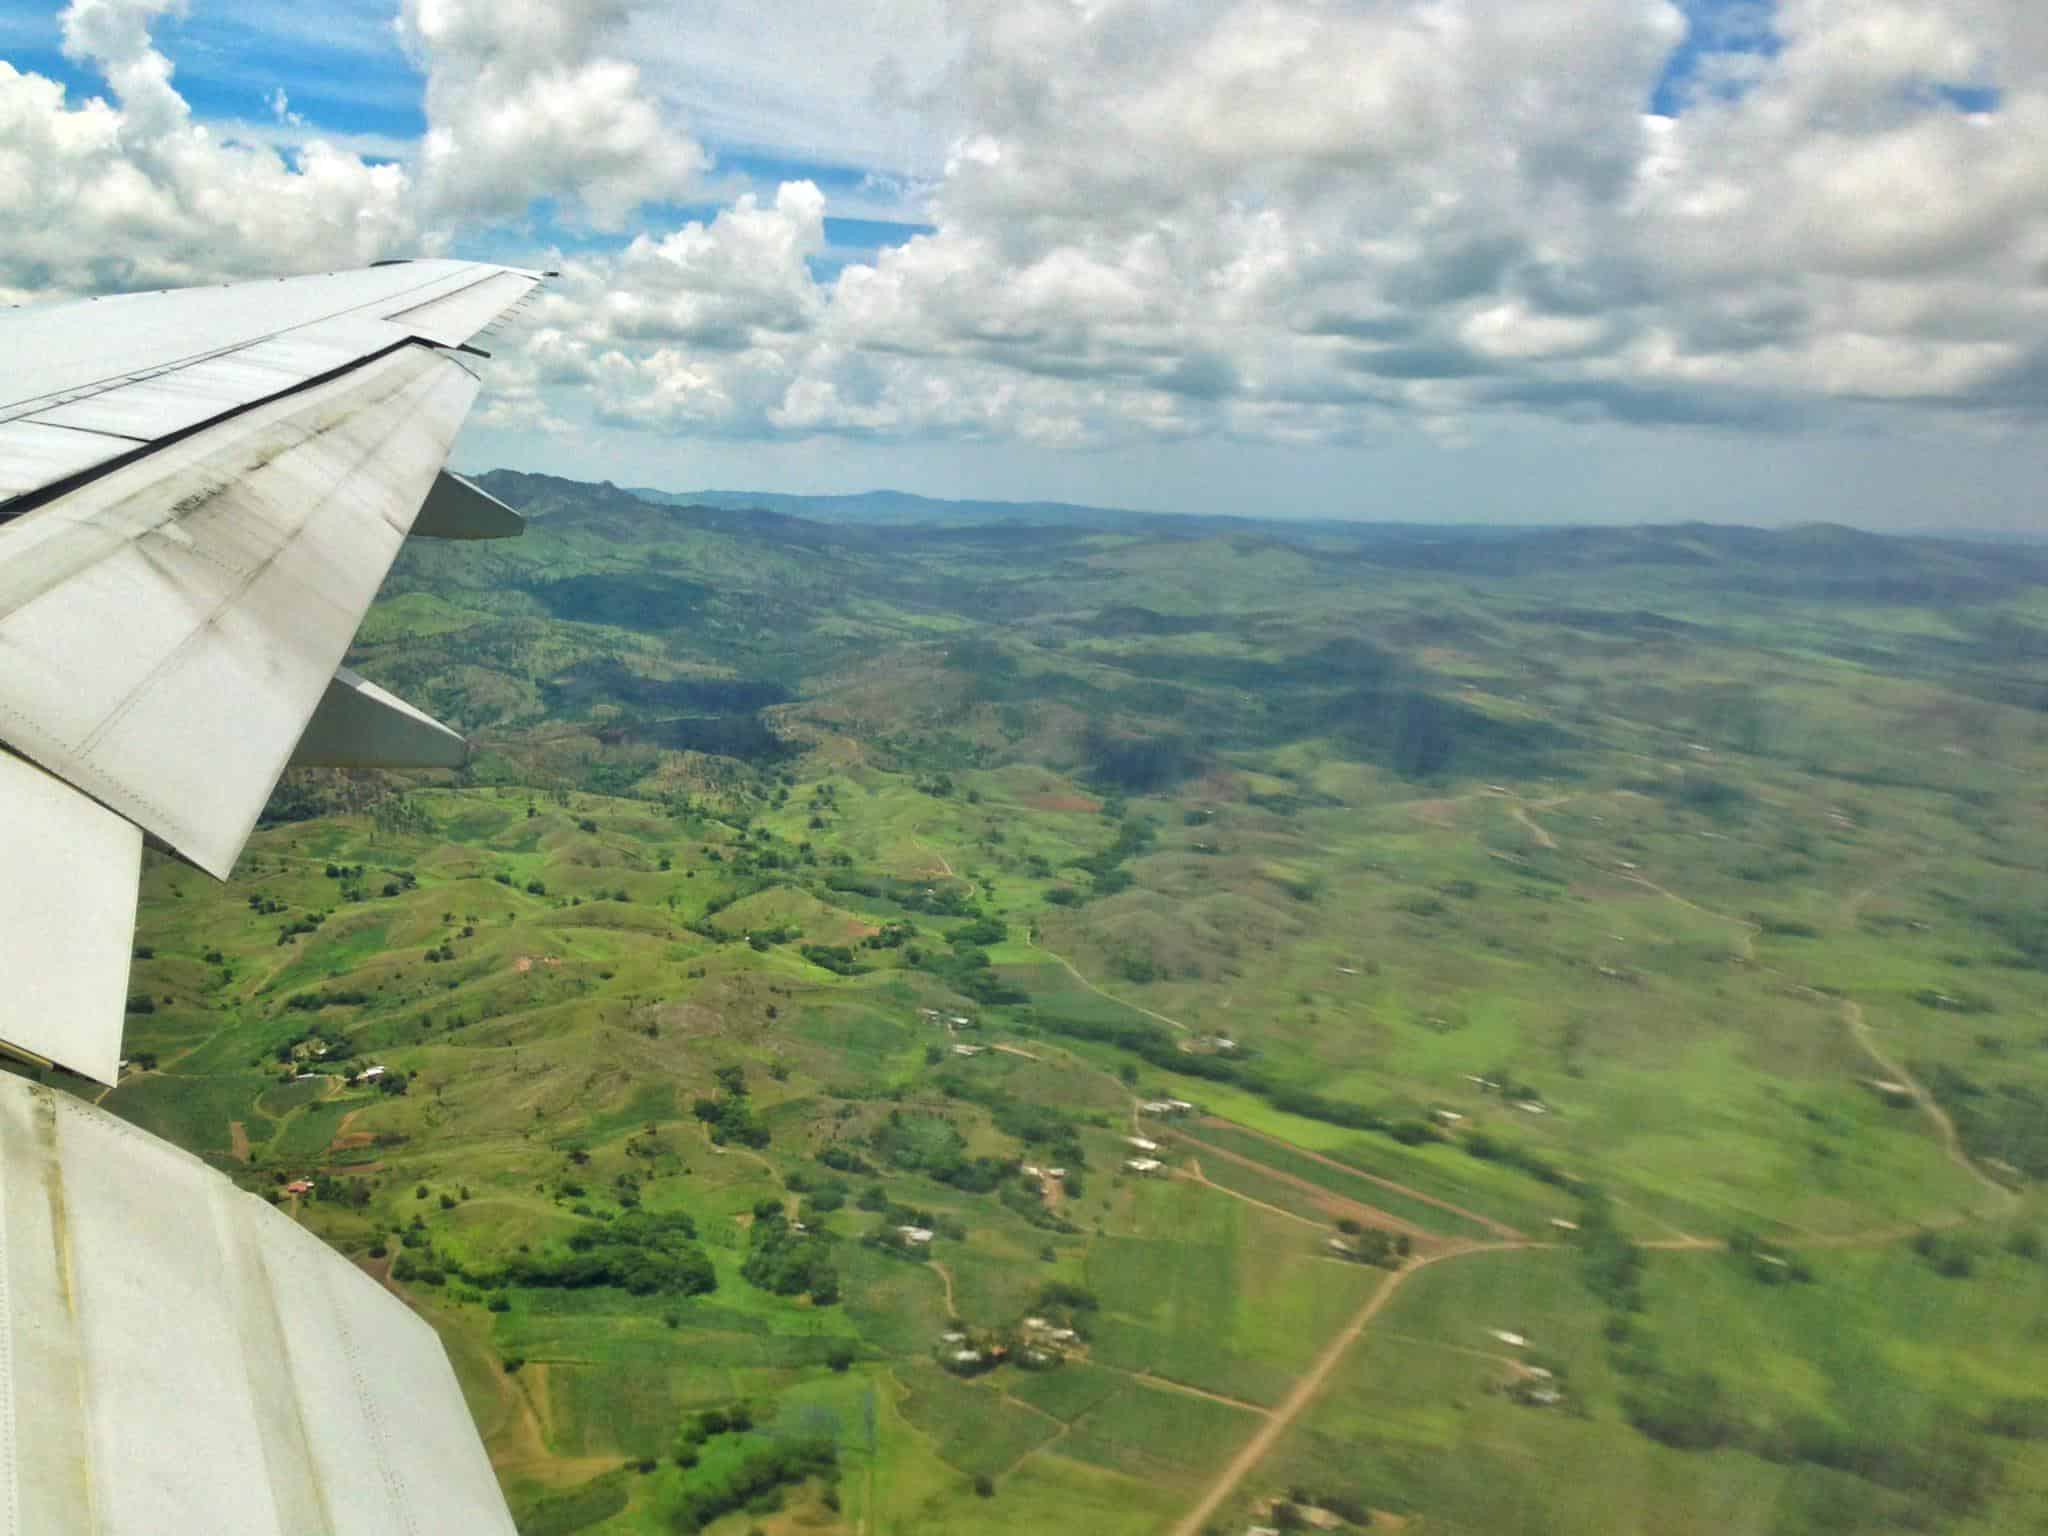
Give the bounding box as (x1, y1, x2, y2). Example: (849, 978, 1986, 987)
(8, 0, 2048, 479)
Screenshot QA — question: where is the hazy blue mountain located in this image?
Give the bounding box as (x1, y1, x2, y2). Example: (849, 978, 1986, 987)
(625, 486, 1154, 529)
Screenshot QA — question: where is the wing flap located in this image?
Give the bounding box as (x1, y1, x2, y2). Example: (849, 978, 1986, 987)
(291, 667, 468, 769)
(0, 261, 533, 419)
(0, 420, 138, 500)
(22, 319, 407, 443)
(0, 264, 540, 517)
(0, 750, 140, 1084)
(411, 468, 526, 540)
(381, 269, 540, 348)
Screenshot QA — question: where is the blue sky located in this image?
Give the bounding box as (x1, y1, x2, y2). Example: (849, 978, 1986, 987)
(3, 0, 2045, 531)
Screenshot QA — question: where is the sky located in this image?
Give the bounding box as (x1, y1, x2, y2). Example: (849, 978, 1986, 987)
(1, 0, 2045, 531)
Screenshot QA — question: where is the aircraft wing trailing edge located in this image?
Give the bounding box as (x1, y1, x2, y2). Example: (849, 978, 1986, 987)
(0, 260, 538, 1084)
(0, 1075, 519, 1534)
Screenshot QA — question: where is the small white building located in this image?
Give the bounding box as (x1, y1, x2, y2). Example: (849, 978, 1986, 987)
(948, 1015, 973, 1027)
(1125, 1136, 1160, 1152)
(1433, 1109, 1463, 1125)
(1044, 1167, 1068, 1179)
(1140, 1100, 1177, 1115)
(1513, 1099, 1548, 1115)
(1165, 1099, 1194, 1112)
(1490, 1329, 1528, 1348)
(897, 1226, 934, 1245)
(1124, 1157, 1164, 1175)
(1022, 1317, 1048, 1331)
(952, 1043, 984, 1057)
(1549, 1218, 1579, 1232)
(359, 1065, 386, 1081)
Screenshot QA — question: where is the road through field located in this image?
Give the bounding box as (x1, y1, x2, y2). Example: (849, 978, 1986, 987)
(1158, 806, 2011, 1534)
(1178, 1159, 1328, 1230)
(1175, 1128, 1436, 1242)
(1167, 1242, 1533, 1536)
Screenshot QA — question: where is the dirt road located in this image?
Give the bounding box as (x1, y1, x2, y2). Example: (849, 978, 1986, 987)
(1168, 1242, 1530, 1536)
(1026, 932, 1191, 1034)
(1840, 997, 2012, 1210)
(1189, 1119, 1523, 1241)
(1176, 1130, 1434, 1241)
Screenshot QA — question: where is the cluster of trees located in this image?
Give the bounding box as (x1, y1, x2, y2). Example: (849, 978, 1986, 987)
(275, 912, 325, 945)
(740, 1201, 839, 1303)
(1070, 813, 1156, 899)
(1909, 1228, 1985, 1280)
(693, 1066, 770, 1149)
(1458, 1130, 1570, 1188)
(999, 1179, 1076, 1234)
(906, 910, 1028, 1005)
(1623, 1369, 2000, 1519)
(284, 989, 368, 1012)
(1575, 1189, 1645, 1313)
(817, 1144, 873, 1176)
(869, 1110, 1013, 1194)
(496, 1210, 716, 1297)
(1268, 1489, 1375, 1530)
(1332, 1219, 1409, 1269)
(669, 1437, 837, 1533)
(935, 1076, 1088, 1173)
(800, 943, 869, 976)
(781, 1170, 849, 1213)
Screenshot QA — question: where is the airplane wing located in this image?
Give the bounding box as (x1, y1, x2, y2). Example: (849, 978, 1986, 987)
(0, 1074, 519, 1534)
(0, 260, 541, 1084)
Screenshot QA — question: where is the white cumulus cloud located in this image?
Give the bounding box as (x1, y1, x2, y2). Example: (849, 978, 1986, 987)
(397, 0, 705, 231)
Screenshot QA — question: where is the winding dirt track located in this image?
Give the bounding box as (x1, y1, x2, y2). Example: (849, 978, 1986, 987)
(1840, 997, 2013, 1211)
(1026, 932, 1192, 1034)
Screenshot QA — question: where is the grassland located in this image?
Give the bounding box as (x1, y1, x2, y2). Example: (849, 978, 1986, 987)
(50, 481, 2048, 1534)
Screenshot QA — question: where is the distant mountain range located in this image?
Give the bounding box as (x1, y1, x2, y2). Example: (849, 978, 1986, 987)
(619, 484, 1544, 549)
(623, 484, 2044, 548)
(625, 486, 1154, 528)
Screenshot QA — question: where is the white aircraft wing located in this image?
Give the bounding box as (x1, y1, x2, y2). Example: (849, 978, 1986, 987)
(0, 1075, 519, 1535)
(0, 260, 540, 1084)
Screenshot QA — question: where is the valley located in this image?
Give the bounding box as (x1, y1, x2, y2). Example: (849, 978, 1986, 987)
(86, 480, 2048, 1535)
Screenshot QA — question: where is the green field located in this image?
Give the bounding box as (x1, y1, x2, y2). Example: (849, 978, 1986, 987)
(55, 478, 2048, 1534)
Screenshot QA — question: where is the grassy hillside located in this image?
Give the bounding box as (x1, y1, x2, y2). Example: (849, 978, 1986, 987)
(58, 481, 2048, 1534)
